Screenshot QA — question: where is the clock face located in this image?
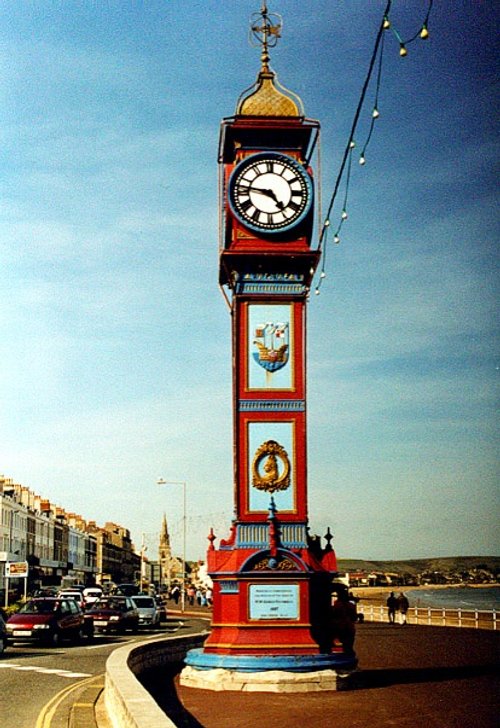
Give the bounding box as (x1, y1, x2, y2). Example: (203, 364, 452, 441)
(228, 152, 313, 234)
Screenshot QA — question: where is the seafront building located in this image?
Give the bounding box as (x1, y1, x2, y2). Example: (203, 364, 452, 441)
(0, 474, 140, 598)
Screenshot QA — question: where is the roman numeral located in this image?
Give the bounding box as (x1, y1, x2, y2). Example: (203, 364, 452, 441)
(240, 199, 253, 212)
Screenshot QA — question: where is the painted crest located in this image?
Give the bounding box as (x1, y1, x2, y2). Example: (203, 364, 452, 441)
(253, 322, 289, 372)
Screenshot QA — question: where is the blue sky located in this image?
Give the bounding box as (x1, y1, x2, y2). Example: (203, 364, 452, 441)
(1, 1, 498, 562)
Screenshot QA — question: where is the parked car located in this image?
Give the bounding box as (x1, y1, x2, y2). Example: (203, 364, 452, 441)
(0, 613, 7, 655)
(57, 590, 86, 609)
(33, 586, 58, 598)
(83, 587, 103, 607)
(87, 596, 139, 634)
(131, 595, 161, 628)
(5, 597, 94, 646)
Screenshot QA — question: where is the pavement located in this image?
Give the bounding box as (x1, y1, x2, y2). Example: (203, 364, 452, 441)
(154, 613, 500, 728)
(50, 604, 500, 728)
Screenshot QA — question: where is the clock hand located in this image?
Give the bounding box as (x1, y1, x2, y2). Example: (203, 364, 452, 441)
(250, 186, 285, 210)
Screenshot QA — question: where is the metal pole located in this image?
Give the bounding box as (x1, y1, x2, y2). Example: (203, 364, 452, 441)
(182, 481, 186, 613)
(139, 533, 145, 593)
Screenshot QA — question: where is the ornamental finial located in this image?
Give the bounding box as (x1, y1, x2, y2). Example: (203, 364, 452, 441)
(249, 3, 283, 73)
(237, 4, 302, 116)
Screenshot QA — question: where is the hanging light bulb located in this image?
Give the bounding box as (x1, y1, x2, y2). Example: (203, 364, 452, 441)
(320, 271, 326, 279)
(324, 219, 330, 227)
(349, 140, 356, 149)
(383, 16, 391, 30)
(399, 43, 408, 57)
(341, 210, 348, 220)
(359, 154, 366, 166)
(372, 107, 380, 119)
(420, 24, 429, 40)
(334, 235, 340, 244)
(309, 267, 315, 275)
(315, 287, 320, 296)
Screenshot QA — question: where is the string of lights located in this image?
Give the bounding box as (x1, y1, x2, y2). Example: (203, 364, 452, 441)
(314, 0, 434, 295)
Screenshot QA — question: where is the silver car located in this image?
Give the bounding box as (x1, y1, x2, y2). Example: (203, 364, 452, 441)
(131, 595, 160, 628)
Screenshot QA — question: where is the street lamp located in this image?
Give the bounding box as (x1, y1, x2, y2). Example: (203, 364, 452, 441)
(157, 478, 187, 612)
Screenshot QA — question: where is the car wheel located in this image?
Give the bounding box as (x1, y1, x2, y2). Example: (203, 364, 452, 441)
(45, 630, 60, 647)
(76, 627, 92, 643)
(0, 638, 6, 655)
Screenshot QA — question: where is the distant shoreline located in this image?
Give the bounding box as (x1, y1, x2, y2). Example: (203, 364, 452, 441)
(351, 583, 499, 607)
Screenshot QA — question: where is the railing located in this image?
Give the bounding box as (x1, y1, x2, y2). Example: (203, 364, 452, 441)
(357, 604, 497, 631)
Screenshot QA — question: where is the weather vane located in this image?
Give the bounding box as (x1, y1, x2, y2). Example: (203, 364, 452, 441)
(249, 3, 283, 72)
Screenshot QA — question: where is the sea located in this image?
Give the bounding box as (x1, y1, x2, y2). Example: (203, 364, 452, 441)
(408, 586, 500, 611)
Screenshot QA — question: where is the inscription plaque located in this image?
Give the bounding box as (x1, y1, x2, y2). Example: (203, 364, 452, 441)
(249, 584, 299, 620)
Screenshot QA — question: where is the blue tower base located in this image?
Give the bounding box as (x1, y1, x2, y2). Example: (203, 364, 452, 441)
(185, 647, 358, 673)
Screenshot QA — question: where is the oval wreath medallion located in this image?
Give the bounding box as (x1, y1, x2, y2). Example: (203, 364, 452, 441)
(251, 439, 291, 493)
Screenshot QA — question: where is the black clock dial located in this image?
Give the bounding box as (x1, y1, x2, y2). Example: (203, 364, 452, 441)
(228, 152, 313, 233)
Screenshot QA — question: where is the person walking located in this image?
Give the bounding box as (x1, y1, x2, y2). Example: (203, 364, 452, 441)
(330, 587, 357, 653)
(398, 592, 410, 624)
(386, 591, 398, 623)
(170, 584, 180, 605)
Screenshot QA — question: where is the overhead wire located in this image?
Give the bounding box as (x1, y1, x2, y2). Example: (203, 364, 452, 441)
(314, 0, 434, 295)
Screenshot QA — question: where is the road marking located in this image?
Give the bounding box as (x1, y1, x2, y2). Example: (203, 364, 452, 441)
(0, 663, 90, 678)
(35, 673, 104, 728)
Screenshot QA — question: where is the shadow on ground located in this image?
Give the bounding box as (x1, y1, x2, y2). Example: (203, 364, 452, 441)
(140, 664, 204, 728)
(354, 663, 499, 689)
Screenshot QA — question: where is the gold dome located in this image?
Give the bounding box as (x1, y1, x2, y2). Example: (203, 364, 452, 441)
(237, 69, 302, 117)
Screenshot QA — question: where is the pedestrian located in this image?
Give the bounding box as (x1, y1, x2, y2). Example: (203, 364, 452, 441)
(398, 592, 410, 624)
(330, 587, 357, 652)
(386, 591, 398, 623)
(170, 584, 180, 605)
(349, 591, 363, 623)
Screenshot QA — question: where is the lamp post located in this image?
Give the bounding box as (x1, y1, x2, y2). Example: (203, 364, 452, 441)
(157, 478, 186, 612)
(139, 533, 147, 593)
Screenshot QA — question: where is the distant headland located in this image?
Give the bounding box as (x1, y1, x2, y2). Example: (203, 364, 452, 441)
(337, 555, 499, 587)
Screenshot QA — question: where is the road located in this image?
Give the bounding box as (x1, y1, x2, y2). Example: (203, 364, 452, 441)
(0, 620, 185, 728)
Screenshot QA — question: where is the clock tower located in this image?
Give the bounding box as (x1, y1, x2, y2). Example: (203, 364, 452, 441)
(183, 4, 357, 688)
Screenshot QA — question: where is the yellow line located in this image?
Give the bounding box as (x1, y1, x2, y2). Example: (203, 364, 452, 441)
(35, 673, 105, 728)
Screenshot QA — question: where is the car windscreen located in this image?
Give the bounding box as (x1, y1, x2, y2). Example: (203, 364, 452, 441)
(19, 600, 57, 614)
(133, 597, 154, 608)
(92, 599, 126, 611)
